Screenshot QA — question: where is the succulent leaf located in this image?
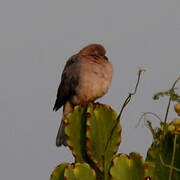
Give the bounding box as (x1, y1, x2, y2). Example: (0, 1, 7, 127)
(65, 105, 87, 162)
(50, 162, 68, 180)
(64, 163, 96, 180)
(64, 164, 76, 180)
(110, 152, 146, 180)
(86, 103, 121, 177)
(146, 123, 180, 179)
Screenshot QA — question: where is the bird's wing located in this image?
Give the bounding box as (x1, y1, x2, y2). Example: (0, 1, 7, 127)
(53, 54, 80, 111)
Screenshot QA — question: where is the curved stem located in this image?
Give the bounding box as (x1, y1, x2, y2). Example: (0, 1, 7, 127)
(169, 134, 177, 180)
(163, 76, 180, 131)
(172, 76, 180, 89)
(137, 112, 162, 128)
(104, 68, 145, 153)
(159, 154, 180, 172)
(164, 97, 171, 125)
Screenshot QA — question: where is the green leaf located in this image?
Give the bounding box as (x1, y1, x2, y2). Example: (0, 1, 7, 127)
(64, 163, 96, 180)
(65, 105, 87, 162)
(110, 152, 146, 180)
(64, 164, 76, 180)
(86, 103, 121, 178)
(50, 162, 68, 180)
(146, 123, 180, 180)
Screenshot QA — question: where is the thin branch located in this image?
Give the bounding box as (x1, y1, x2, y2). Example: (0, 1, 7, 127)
(104, 68, 145, 153)
(163, 76, 180, 131)
(159, 154, 180, 173)
(146, 120, 157, 140)
(136, 112, 162, 127)
(169, 134, 177, 180)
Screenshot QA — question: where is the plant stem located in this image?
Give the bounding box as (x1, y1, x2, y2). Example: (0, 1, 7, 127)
(159, 154, 180, 172)
(169, 134, 177, 180)
(164, 97, 171, 126)
(104, 68, 145, 153)
(172, 76, 180, 89)
(163, 76, 180, 132)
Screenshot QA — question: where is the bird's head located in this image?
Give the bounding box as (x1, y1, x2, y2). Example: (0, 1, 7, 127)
(80, 44, 106, 57)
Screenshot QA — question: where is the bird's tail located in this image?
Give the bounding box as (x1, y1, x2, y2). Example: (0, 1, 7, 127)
(56, 101, 73, 147)
(56, 120, 67, 146)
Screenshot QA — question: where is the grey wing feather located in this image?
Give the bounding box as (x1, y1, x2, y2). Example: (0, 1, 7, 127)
(53, 55, 80, 111)
(53, 72, 70, 111)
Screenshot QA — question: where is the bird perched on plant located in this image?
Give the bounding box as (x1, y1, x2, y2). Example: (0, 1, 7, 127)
(53, 44, 113, 147)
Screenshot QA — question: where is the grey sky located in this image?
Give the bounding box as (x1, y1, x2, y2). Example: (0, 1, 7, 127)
(0, 0, 180, 179)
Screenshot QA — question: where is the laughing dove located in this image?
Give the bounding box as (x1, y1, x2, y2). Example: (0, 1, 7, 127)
(53, 44, 113, 147)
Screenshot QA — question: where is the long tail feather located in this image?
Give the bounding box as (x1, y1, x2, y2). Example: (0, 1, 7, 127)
(56, 120, 67, 146)
(56, 101, 73, 147)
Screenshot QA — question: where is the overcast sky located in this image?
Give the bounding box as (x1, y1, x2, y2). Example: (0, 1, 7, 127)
(0, 0, 180, 179)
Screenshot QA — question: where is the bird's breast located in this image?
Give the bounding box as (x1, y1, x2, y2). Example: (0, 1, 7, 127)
(71, 57, 113, 104)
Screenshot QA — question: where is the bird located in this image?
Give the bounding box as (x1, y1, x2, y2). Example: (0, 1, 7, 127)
(53, 44, 113, 147)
